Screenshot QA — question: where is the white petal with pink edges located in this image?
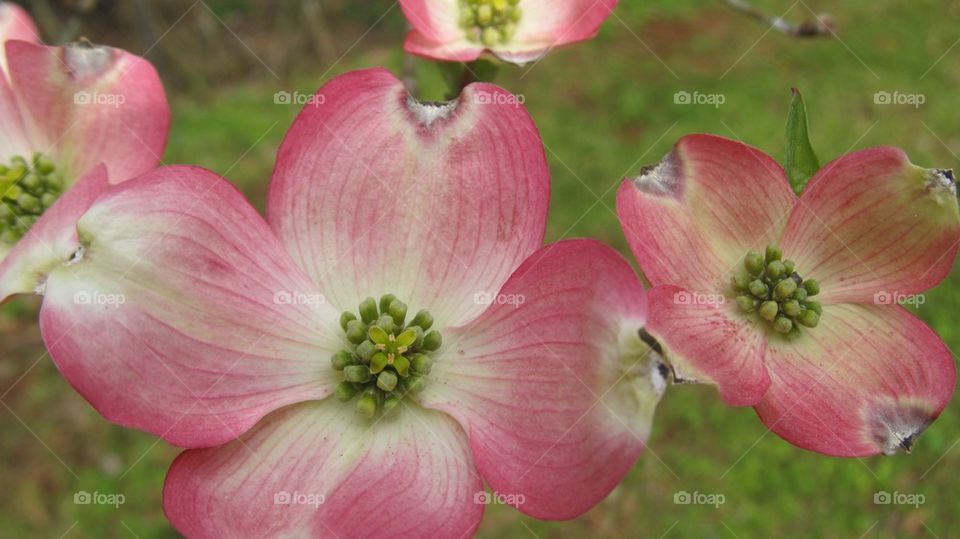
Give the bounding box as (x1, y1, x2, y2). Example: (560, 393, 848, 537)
(40, 166, 342, 448)
(164, 400, 484, 539)
(756, 304, 956, 457)
(0, 165, 108, 302)
(418, 240, 662, 520)
(268, 68, 549, 329)
(6, 40, 169, 185)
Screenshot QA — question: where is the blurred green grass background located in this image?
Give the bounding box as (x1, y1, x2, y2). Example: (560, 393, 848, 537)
(2, 0, 960, 537)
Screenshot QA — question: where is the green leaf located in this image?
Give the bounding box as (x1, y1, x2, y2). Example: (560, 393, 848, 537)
(784, 88, 820, 196)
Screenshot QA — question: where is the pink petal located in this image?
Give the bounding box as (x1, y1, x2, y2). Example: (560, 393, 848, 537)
(164, 400, 483, 538)
(644, 285, 770, 406)
(39, 166, 342, 448)
(617, 134, 796, 294)
(404, 29, 485, 62)
(782, 147, 960, 304)
(756, 304, 955, 456)
(0, 62, 27, 160)
(0, 165, 108, 302)
(417, 239, 664, 520)
(496, 0, 618, 63)
(401, 0, 485, 62)
(268, 68, 549, 328)
(0, 3, 39, 48)
(6, 40, 169, 184)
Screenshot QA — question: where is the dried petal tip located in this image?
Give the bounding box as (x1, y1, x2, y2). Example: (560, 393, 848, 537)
(868, 402, 935, 455)
(405, 96, 458, 127)
(926, 168, 957, 196)
(631, 153, 681, 197)
(63, 42, 115, 78)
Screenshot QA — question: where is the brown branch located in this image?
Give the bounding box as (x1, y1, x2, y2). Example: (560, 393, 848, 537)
(722, 0, 834, 38)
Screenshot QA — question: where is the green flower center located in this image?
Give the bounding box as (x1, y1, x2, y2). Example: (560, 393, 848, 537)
(732, 244, 822, 336)
(332, 294, 441, 419)
(459, 0, 522, 47)
(0, 153, 64, 245)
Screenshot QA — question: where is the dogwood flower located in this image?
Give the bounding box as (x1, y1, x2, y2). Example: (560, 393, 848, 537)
(40, 68, 666, 537)
(400, 0, 619, 64)
(0, 8, 170, 302)
(617, 134, 959, 457)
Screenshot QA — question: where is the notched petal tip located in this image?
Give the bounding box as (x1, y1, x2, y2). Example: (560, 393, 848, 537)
(404, 95, 459, 128)
(868, 401, 936, 455)
(62, 41, 117, 79)
(926, 168, 957, 197)
(630, 152, 682, 198)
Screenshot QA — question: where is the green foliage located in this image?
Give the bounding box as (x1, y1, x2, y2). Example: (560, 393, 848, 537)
(784, 88, 820, 195)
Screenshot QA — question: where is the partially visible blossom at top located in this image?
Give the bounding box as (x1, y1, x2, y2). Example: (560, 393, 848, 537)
(40, 68, 665, 537)
(0, 2, 38, 72)
(617, 134, 959, 457)
(401, 0, 619, 64)
(0, 5, 170, 302)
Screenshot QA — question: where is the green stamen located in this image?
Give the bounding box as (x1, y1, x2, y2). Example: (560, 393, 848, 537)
(0, 153, 64, 245)
(332, 294, 442, 418)
(459, 0, 521, 46)
(734, 244, 823, 335)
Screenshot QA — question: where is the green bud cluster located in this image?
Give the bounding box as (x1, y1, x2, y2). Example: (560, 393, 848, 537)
(733, 244, 822, 336)
(0, 153, 63, 244)
(333, 294, 441, 419)
(459, 0, 521, 47)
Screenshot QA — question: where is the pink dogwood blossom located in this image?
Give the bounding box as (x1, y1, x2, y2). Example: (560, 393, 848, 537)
(617, 134, 959, 457)
(401, 0, 619, 64)
(0, 5, 170, 302)
(40, 68, 666, 537)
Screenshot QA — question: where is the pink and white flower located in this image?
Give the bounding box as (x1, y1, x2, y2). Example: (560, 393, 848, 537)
(401, 0, 619, 64)
(0, 5, 170, 302)
(617, 134, 959, 457)
(40, 68, 665, 537)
